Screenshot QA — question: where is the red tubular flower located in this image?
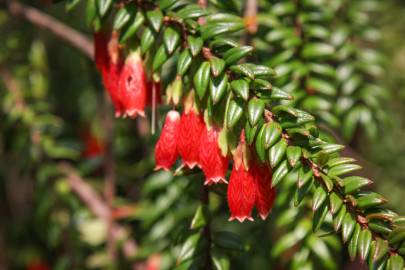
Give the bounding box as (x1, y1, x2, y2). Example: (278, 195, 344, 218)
(93, 31, 124, 117)
(118, 51, 148, 118)
(227, 162, 256, 222)
(227, 130, 256, 222)
(177, 110, 204, 169)
(252, 163, 276, 220)
(199, 127, 229, 185)
(155, 110, 180, 171)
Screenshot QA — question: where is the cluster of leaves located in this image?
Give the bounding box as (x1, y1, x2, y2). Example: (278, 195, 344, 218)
(254, 0, 386, 142)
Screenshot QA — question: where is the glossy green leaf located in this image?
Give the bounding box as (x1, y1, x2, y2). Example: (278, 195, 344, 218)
(152, 45, 168, 71)
(329, 192, 343, 215)
(97, 0, 113, 17)
(190, 204, 208, 230)
(348, 224, 361, 261)
(313, 201, 328, 232)
(177, 49, 192, 76)
(146, 9, 164, 32)
(356, 192, 387, 209)
(194, 61, 211, 99)
(226, 99, 243, 129)
(210, 56, 226, 77)
(223, 46, 254, 65)
(120, 11, 145, 43)
(269, 138, 288, 168)
(328, 164, 362, 177)
(113, 5, 136, 30)
(387, 255, 404, 270)
(247, 98, 264, 126)
(210, 74, 229, 104)
(188, 36, 204, 56)
(140, 27, 156, 53)
(313, 186, 327, 211)
(358, 229, 372, 261)
(163, 26, 180, 54)
(255, 124, 266, 162)
(272, 160, 289, 187)
(286, 146, 301, 167)
(342, 176, 373, 194)
(262, 122, 282, 149)
(230, 79, 250, 100)
(342, 213, 355, 243)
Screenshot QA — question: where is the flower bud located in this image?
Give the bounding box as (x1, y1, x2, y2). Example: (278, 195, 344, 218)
(177, 110, 204, 169)
(199, 127, 229, 185)
(155, 110, 180, 171)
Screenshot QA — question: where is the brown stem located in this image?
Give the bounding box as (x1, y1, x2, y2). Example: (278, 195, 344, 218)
(244, 0, 258, 34)
(6, 0, 93, 59)
(102, 93, 117, 263)
(58, 162, 138, 261)
(200, 185, 212, 270)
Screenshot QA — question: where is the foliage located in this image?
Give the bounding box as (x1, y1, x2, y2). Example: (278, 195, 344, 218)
(1, 1, 405, 270)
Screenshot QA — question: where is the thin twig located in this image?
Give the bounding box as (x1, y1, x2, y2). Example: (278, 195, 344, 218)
(244, 0, 258, 34)
(6, 0, 93, 59)
(102, 92, 117, 263)
(58, 162, 138, 261)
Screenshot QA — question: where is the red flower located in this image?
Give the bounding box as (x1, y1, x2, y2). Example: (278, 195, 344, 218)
(155, 110, 180, 171)
(118, 51, 148, 118)
(199, 127, 229, 185)
(227, 162, 256, 222)
(177, 110, 204, 169)
(252, 163, 276, 220)
(227, 130, 256, 222)
(93, 31, 124, 117)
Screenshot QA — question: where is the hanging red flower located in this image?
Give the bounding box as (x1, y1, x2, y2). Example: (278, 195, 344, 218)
(199, 127, 229, 185)
(252, 162, 276, 220)
(177, 110, 204, 169)
(155, 110, 181, 171)
(118, 51, 148, 118)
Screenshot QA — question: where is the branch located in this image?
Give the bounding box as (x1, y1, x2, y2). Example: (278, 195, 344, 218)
(58, 162, 138, 261)
(6, 0, 93, 59)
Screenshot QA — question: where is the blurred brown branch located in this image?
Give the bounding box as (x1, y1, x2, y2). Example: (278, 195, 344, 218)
(6, 0, 94, 59)
(58, 162, 138, 262)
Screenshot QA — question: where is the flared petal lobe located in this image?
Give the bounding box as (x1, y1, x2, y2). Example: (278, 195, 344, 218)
(227, 163, 256, 222)
(177, 110, 204, 169)
(199, 127, 229, 185)
(155, 110, 181, 171)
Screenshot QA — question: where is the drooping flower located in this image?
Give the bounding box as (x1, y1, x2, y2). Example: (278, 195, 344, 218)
(155, 110, 181, 171)
(252, 163, 276, 220)
(118, 51, 148, 118)
(177, 110, 204, 169)
(227, 130, 256, 222)
(93, 31, 124, 117)
(199, 127, 229, 185)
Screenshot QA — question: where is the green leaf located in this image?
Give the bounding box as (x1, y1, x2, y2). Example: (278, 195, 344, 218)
(262, 122, 282, 149)
(210, 74, 229, 104)
(230, 78, 250, 100)
(333, 206, 347, 232)
(327, 157, 356, 167)
(247, 98, 264, 126)
(320, 173, 334, 192)
(245, 120, 260, 145)
(342, 176, 373, 194)
(255, 124, 266, 162)
(342, 213, 355, 243)
(177, 49, 192, 76)
(210, 57, 226, 77)
(312, 186, 327, 211)
(146, 9, 164, 32)
(177, 4, 208, 19)
(194, 61, 211, 99)
(250, 64, 277, 78)
(286, 146, 301, 167)
(158, 0, 178, 10)
(201, 21, 245, 40)
(188, 36, 204, 56)
(230, 64, 255, 79)
(328, 164, 362, 177)
(387, 255, 404, 270)
(358, 229, 372, 261)
(270, 87, 293, 100)
(163, 26, 180, 54)
(269, 138, 288, 168)
(348, 224, 361, 261)
(302, 43, 334, 59)
(178, 233, 202, 262)
(190, 204, 208, 230)
(226, 99, 243, 129)
(373, 237, 389, 263)
(329, 192, 343, 215)
(97, 0, 113, 17)
(356, 192, 387, 209)
(152, 45, 168, 71)
(212, 251, 230, 270)
(313, 201, 328, 232)
(113, 5, 136, 30)
(119, 11, 145, 43)
(213, 231, 245, 251)
(140, 27, 156, 53)
(272, 160, 289, 187)
(223, 46, 254, 65)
